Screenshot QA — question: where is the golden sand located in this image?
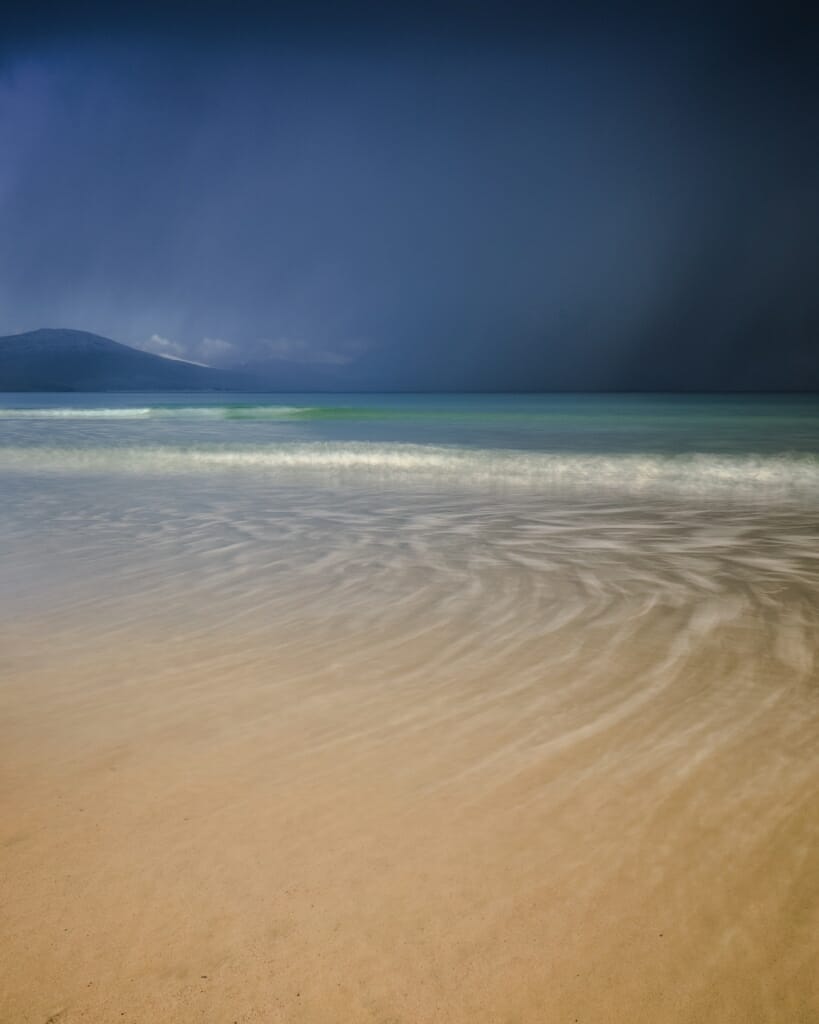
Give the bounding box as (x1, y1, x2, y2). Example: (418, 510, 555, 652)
(2, 573, 817, 1024)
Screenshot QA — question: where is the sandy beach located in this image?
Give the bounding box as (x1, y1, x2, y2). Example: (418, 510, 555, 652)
(3, 0, 818, 1009)
(2, 480, 818, 1023)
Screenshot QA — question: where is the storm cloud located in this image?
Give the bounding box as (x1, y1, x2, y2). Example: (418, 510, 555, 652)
(1, 4, 817, 389)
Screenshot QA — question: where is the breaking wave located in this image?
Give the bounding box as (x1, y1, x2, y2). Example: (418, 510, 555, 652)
(1, 441, 818, 501)
(0, 405, 311, 419)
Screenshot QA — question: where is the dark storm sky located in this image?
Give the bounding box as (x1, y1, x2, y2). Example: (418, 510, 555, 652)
(1, 3, 817, 389)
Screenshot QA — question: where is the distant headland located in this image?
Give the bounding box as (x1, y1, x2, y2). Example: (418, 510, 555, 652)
(2, 328, 817, 393)
(0, 329, 337, 392)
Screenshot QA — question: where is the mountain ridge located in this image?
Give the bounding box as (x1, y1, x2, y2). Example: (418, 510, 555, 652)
(3, 328, 818, 393)
(0, 329, 331, 391)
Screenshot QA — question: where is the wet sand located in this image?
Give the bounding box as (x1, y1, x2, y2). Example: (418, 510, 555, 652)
(2, 490, 819, 1023)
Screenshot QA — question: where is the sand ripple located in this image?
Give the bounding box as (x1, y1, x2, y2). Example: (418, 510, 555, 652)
(1, 475, 818, 1022)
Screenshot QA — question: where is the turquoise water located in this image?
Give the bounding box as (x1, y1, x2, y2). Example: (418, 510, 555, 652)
(1, 392, 818, 450)
(1, 393, 818, 500)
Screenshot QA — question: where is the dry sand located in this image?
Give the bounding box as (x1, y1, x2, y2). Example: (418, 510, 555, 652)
(2, 582, 818, 1024)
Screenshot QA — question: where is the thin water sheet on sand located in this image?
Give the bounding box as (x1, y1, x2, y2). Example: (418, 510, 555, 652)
(1, 476, 818, 1023)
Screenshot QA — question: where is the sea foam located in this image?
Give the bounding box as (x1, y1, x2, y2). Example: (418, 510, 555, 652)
(1, 441, 817, 501)
(0, 405, 310, 419)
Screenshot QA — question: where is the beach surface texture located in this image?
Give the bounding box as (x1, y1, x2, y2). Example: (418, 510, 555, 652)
(2, 394, 818, 1023)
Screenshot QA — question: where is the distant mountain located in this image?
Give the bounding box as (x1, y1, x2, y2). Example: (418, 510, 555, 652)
(0, 329, 240, 391)
(0, 329, 342, 392)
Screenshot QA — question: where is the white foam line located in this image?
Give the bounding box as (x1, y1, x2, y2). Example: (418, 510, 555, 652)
(0, 406, 309, 419)
(1, 442, 818, 500)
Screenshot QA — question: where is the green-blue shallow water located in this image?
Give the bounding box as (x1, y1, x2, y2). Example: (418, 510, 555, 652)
(2, 391, 819, 450)
(1, 393, 818, 501)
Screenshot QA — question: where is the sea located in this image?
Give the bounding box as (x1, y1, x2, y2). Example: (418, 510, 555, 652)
(1, 392, 818, 1022)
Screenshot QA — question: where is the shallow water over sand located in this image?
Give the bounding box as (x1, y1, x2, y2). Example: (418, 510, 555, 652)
(1, 395, 818, 1022)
